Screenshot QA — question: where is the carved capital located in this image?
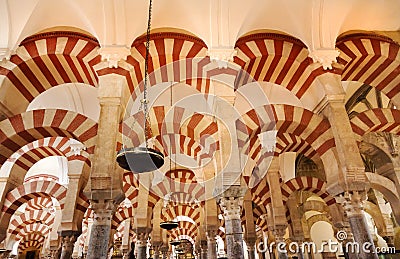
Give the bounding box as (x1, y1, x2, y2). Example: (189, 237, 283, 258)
(61, 235, 77, 250)
(134, 227, 150, 247)
(308, 49, 340, 70)
(98, 45, 131, 68)
(90, 199, 116, 224)
(0, 48, 13, 62)
(219, 196, 243, 220)
(206, 226, 219, 240)
(336, 191, 366, 217)
(207, 47, 237, 68)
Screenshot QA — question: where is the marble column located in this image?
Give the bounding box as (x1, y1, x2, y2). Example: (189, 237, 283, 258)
(207, 227, 218, 259)
(0, 251, 11, 259)
(86, 200, 115, 259)
(200, 240, 208, 259)
(152, 243, 161, 259)
(60, 233, 78, 259)
(340, 191, 378, 259)
(49, 245, 60, 259)
(290, 238, 304, 259)
(220, 196, 244, 259)
(273, 228, 288, 259)
(135, 229, 149, 259)
(245, 237, 256, 259)
(160, 245, 169, 259)
(340, 220, 358, 259)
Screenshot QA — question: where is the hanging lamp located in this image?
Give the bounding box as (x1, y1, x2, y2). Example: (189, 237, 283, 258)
(170, 240, 181, 246)
(116, 0, 164, 173)
(159, 82, 179, 231)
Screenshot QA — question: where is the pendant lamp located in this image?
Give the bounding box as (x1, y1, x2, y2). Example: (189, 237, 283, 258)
(116, 0, 164, 173)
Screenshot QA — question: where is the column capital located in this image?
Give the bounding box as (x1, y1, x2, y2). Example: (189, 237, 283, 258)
(207, 47, 237, 69)
(90, 199, 117, 224)
(336, 191, 366, 217)
(98, 45, 131, 68)
(134, 227, 151, 247)
(206, 226, 219, 240)
(272, 226, 287, 243)
(219, 196, 243, 220)
(0, 48, 13, 62)
(308, 48, 340, 70)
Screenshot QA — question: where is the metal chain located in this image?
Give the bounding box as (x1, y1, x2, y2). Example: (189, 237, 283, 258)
(143, 0, 153, 147)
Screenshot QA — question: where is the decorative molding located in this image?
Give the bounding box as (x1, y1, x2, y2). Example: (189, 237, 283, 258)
(20, 31, 99, 46)
(207, 47, 237, 69)
(258, 130, 277, 153)
(308, 49, 340, 70)
(219, 196, 243, 220)
(69, 139, 86, 156)
(0, 48, 13, 62)
(132, 32, 207, 48)
(235, 32, 307, 48)
(98, 45, 131, 68)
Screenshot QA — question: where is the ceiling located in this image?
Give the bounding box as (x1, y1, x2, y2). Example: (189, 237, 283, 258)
(1, 0, 399, 55)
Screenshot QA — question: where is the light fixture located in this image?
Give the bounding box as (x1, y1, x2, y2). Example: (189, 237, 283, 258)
(160, 220, 179, 230)
(170, 240, 181, 246)
(116, 0, 164, 173)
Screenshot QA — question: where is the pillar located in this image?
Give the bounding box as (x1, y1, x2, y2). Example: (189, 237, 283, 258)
(245, 237, 256, 259)
(200, 240, 208, 259)
(206, 227, 218, 259)
(59, 232, 79, 259)
(160, 245, 169, 259)
(273, 227, 288, 259)
(339, 191, 378, 259)
(135, 229, 149, 259)
(220, 192, 245, 259)
(86, 200, 116, 259)
(153, 245, 160, 259)
(266, 163, 288, 259)
(0, 251, 11, 259)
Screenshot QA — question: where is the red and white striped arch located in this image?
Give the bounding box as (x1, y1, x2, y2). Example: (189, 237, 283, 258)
(152, 134, 212, 166)
(75, 192, 90, 214)
(336, 33, 400, 102)
(253, 205, 268, 232)
(0, 31, 100, 114)
(236, 104, 335, 164)
(122, 172, 139, 201)
(112, 204, 135, 230)
(169, 221, 198, 241)
(161, 205, 200, 225)
(18, 240, 44, 252)
(15, 223, 50, 242)
(0, 109, 98, 167)
(234, 33, 328, 98)
(280, 176, 336, 206)
(2, 180, 67, 215)
(120, 106, 219, 155)
(7, 210, 54, 241)
(25, 196, 54, 211)
(351, 108, 400, 139)
(96, 32, 209, 98)
(2, 137, 91, 185)
(246, 178, 271, 207)
(150, 169, 205, 204)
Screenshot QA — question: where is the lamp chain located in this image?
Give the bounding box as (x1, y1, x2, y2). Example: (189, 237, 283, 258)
(143, 0, 153, 147)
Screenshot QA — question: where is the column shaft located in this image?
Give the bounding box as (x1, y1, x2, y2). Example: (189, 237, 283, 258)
(220, 196, 245, 259)
(207, 228, 218, 259)
(60, 234, 78, 259)
(342, 192, 378, 259)
(86, 200, 115, 259)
